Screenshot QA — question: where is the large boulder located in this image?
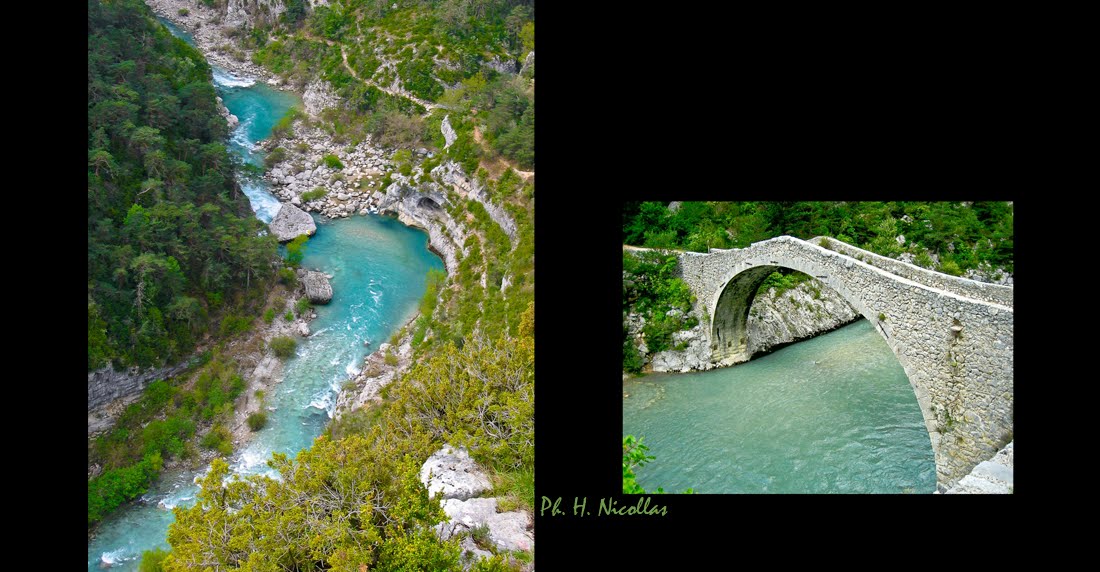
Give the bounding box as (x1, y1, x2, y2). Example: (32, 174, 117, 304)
(419, 444, 492, 501)
(300, 271, 333, 304)
(269, 203, 316, 242)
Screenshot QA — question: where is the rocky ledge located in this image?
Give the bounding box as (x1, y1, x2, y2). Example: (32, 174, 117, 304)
(419, 444, 533, 562)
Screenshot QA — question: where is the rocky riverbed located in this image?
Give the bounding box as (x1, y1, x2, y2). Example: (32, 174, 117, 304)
(146, 0, 281, 84)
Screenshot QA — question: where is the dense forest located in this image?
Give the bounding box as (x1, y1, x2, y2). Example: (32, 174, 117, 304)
(88, 0, 278, 372)
(623, 201, 1013, 277)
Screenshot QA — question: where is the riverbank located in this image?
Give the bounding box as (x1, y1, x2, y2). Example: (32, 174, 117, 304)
(145, 0, 280, 85)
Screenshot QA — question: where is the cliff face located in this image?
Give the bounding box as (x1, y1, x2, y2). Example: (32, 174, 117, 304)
(628, 278, 859, 374)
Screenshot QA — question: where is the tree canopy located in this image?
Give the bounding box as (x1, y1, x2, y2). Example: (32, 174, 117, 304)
(88, 0, 278, 371)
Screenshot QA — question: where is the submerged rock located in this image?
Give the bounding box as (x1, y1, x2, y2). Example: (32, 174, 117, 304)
(269, 203, 316, 242)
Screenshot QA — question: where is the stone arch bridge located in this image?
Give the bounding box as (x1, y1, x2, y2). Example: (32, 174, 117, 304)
(667, 235, 1013, 491)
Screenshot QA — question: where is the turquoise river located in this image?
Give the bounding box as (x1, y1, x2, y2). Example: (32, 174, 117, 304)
(88, 19, 443, 570)
(623, 319, 937, 494)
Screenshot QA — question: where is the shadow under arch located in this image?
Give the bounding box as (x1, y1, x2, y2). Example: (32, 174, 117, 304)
(708, 261, 939, 481)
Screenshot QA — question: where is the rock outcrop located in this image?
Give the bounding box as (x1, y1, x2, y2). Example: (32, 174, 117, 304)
(299, 270, 333, 304)
(484, 55, 516, 75)
(418, 445, 534, 558)
(88, 361, 192, 434)
(223, 0, 287, 29)
(437, 498, 533, 553)
(441, 115, 457, 149)
(519, 51, 534, 76)
(419, 445, 492, 501)
(269, 203, 317, 242)
(302, 80, 342, 117)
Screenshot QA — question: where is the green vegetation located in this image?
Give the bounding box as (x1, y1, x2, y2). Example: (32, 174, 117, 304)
(321, 153, 344, 169)
(285, 234, 308, 267)
(88, 452, 163, 525)
(622, 201, 1014, 275)
(247, 411, 268, 431)
(277, 267, 298, 286)
(139, 548, 169, 572)
(262, 308, 276, 323)
(163, 306, 534, 569)
(244, 0, 533, 168)
(622, 251, 697, 372)
(200, 423, 233, 455)
(295, 296, 312, 316)
(88, 0, 277, 372)
(492, 467, 535, 514)
(300, 187, 327, 202)
(755, 269, 812, 298)
(270, 335, 297, 359)
(89, 357, 247, 525)
(264, 146, 287, 167)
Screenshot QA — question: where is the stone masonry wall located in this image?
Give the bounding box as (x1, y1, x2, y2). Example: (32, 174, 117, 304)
(675, 236, 1013, 490)
(811, 237, 1013, 307)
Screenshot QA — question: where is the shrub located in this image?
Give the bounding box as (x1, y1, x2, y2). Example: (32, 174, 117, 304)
(139, 548, 169, 572)
(219, 314, 252, 337)
(263, 308, 275, 324)
(270, 335, 297, 359)
(820, 237, 832, 250)
(301, 187, 327, 202)
(278, 267, 297, 285)
(321, 154, 344, 169)
(623, 338, 644, 374)
(200, 424, 233, 456)
(286, 234, 308, 267)
(178, 8, 189, 16)
(295, 296, 312, 316)
(284, 310, 294, 321)
(384, 349, 398, 366)
(265, 147, 287, 168)
(246, 412, 268, 431)
(938, 259, 963, 276)
(879, 312, 887, 322)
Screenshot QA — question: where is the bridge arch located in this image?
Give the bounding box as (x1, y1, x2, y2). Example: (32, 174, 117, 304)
(675, 236, 1013, 490)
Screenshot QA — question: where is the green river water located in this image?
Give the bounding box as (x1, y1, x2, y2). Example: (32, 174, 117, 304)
(623, 319, 937, 494)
